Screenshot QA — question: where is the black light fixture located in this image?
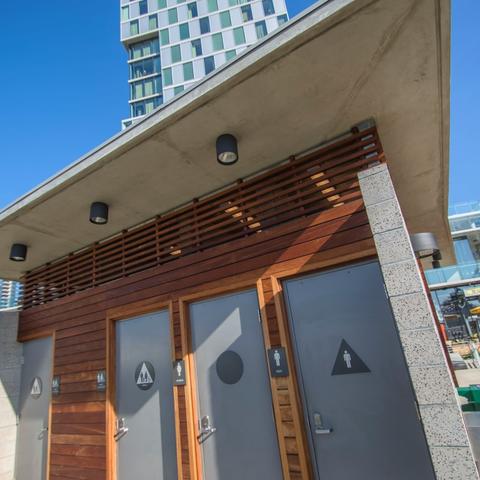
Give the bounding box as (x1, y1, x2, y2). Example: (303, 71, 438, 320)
(97, 370, 107, 391)
(89, 202, 109, 225)
(9, 243, 27, 262)
(216, 134, 238, 165)
(432, 250, 442, 269)
(52, 376, 61, 396)
(410, 232, 442, 269)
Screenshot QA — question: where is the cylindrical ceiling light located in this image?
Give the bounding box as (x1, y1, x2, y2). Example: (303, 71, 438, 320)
(216, 134, 238, 165)
(410, 232, 439, 255)
(410, 232, 442, 269)
(89, 202, 109, 225)
(9, 243, 27, 262)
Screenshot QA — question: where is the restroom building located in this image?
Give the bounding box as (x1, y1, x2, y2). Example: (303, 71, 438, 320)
(0, 0, 477, 479)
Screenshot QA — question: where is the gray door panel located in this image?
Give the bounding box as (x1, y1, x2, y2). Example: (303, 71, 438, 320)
(116, 311, 177, 480)
(284, 261, 435, 480)
(190, 290, 283, 480)
(16, 336, 53, 480)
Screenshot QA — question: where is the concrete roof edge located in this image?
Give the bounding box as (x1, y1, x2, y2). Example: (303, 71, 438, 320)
(0, 0, 371, 227)
(437, 0, 452, 246)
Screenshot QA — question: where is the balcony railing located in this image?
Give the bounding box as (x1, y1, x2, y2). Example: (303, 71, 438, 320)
(449, 214, 480, 233)
(449, 202, 480, 216)
(426, 262, 480, 286)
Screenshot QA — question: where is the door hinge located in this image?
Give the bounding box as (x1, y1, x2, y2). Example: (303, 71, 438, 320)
(383, 283, 389, 299)
(257, 308, 262, 323)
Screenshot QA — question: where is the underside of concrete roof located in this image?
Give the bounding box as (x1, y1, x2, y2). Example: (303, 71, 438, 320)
(0, 0, 451, 280)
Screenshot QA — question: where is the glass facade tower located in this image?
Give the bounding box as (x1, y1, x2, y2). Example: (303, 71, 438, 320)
(121, 0, 289, 128)
(0, 279, 22, 310)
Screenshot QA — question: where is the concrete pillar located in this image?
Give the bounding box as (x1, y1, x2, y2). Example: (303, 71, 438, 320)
(0, 311, 22, 480)
(358, 163, 479, 479)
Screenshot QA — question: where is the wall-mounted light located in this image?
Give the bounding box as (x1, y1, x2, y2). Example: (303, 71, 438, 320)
(89, 202, 109, 225)
(97, 370, 107, 391)
(432, 250, 442, 269)
(410, 232, 442, 269)
(216, 134, 238, 165)
(9, 244, 27, 262)
(52, 376, 61, 396)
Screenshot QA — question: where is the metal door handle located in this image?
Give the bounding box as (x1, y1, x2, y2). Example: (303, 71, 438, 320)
(313, 412, 332, 435)
(197, 415, 216, 444)
(114, 418, 129, 441)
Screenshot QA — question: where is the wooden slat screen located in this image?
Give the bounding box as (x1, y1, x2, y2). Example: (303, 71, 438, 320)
(22, 127, 383, 309)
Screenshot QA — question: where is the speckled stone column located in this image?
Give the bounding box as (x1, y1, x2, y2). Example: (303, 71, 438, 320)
(358, 163, 479, 480)
(0, 310, 22, 480)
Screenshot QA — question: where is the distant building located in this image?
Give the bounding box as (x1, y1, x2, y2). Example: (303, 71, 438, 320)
(425, 202, 480, 334)
(426, 202, 480, 287)
(0, 279, 22, 310)
(120, 0, 289, 128)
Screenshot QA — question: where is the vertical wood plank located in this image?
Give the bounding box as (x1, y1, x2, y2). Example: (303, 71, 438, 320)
(179, 300, 199, 480)
(257, 279, 292, 480)
(46, 332, 56, 480)
(170, 301, 186, 480)
(106, 316, 116, 480)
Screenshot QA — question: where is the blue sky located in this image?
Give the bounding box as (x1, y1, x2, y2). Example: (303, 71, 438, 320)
(0, 1, 476, 210)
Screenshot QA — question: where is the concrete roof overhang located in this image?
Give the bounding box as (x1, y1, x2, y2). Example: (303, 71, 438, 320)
(0, 0, 452, 280)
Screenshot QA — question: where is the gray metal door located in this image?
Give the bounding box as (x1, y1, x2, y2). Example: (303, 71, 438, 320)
(190, 290, 283, 480)
(284, 262, 435, 480)
(16, 336, 53, 480)
(115, 310, 177, 480)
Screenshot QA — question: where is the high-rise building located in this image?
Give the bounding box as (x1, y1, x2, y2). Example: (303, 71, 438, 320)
(120, 0, 289, 128)
(0, 279, 22, 310)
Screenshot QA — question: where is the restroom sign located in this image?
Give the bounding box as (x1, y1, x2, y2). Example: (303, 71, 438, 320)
(268, 347, 289, 377)
(135, 361, 155, 390)
(30, 377, 42, 399)
(331, 339, 370, 376)
(173, 360, 186, 386)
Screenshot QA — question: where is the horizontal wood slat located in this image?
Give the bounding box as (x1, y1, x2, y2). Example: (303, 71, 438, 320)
(22, 127, 383, 309)
(19, 208, 369, 334)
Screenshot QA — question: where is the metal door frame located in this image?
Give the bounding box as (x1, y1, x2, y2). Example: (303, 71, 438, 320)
(179, 280, 285, 480)
(105, 300, 177, 480)
(282, 278, 322, 480)
(17, 331, 55, 480)
(267, 254, 379, 480)
(277, 258, 378, 480)
(279, 262, 378, 480)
